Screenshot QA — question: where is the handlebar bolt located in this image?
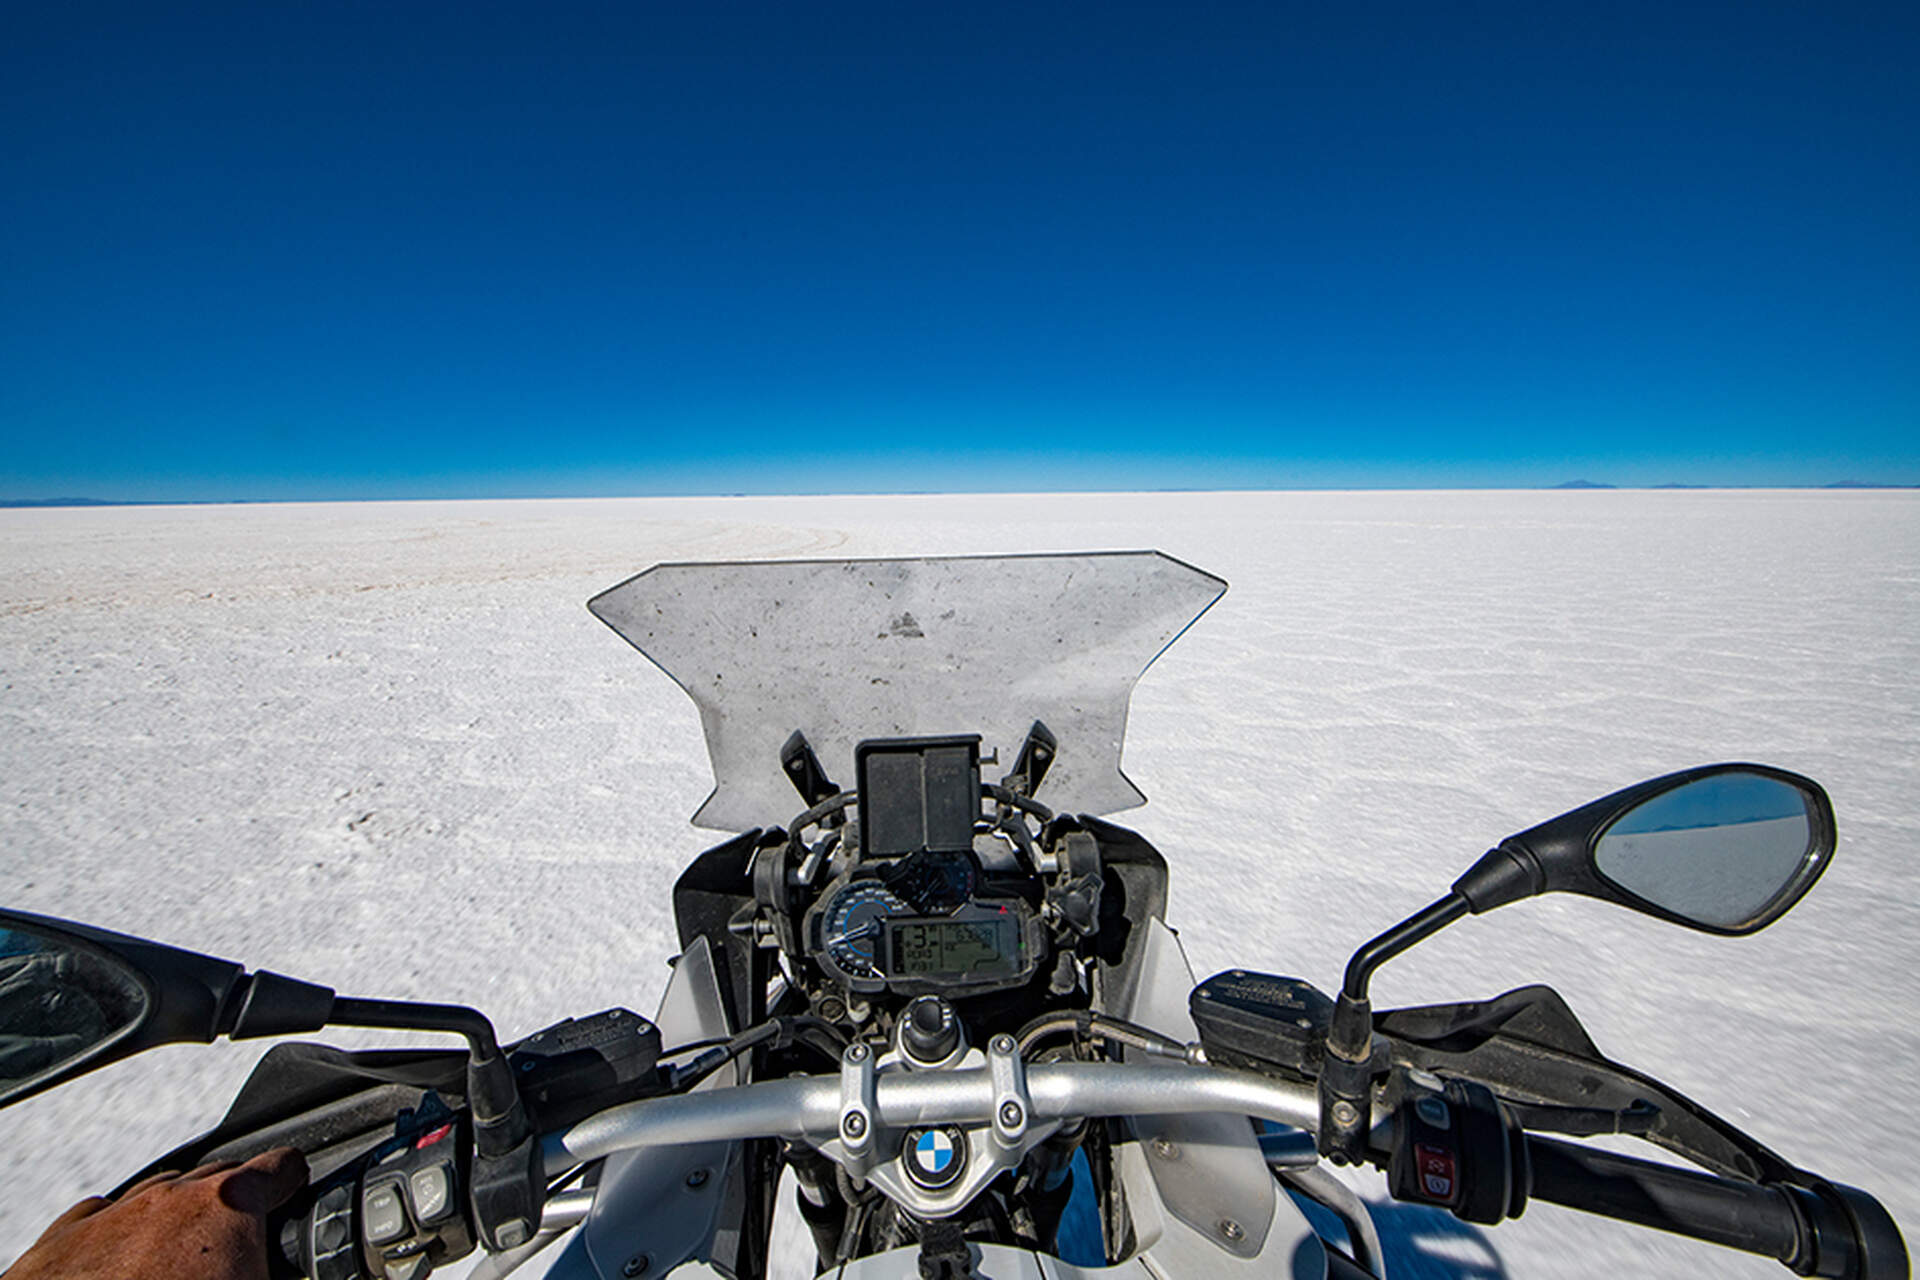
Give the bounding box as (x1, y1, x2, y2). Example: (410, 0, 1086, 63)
(1218, 1219, 1245, 1244)
(843, 1111, 868, 1140)
(622, 1254, 651, 1277)
(998, 1100, 1025, 1129)
(1331, 1100, 1360, 1129)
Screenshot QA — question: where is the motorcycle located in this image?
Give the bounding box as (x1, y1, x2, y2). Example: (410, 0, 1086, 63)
(0, 552, 1906, 1280)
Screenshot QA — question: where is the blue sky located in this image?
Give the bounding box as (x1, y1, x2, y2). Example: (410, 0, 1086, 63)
(3, 2, 1915, 500)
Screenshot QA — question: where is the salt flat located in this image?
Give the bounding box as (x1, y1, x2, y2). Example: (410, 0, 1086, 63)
(2, 490, 1916, 1278)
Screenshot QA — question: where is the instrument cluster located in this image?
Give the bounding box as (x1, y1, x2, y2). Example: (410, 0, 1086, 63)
(802, 849, 1046, 997)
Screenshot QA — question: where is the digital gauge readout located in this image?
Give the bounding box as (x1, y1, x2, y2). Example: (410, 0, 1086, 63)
(887, 917, 1019, 980)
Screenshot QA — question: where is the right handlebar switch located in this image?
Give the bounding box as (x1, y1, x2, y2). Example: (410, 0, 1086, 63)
(1385, 1073, 1529, 1226)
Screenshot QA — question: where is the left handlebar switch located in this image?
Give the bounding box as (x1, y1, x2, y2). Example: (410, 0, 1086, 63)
(279, 1116, 477, 1280)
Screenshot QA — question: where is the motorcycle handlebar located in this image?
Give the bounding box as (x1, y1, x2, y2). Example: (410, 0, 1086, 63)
(531, 1063, 1904, 1280)
(1527, 1136, 1908, 1280)
(543, 1061, 1330, 1168)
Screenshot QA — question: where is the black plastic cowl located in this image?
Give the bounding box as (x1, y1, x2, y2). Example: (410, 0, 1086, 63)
(1451, 843, 1548, 915)
(225, 971, 336, 1040)
(470, 1134, 543, 1252)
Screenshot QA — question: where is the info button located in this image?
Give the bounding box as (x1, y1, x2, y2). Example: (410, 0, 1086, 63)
(410, 1163, 454, 1222)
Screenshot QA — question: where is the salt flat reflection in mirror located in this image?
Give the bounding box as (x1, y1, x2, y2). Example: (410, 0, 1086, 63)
(1593, 775, 1815, 929)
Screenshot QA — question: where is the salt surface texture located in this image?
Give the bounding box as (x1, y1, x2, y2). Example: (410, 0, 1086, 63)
(1, 491, 1914, 1279)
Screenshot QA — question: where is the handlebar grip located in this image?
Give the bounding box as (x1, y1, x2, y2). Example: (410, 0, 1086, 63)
(268, 1206, 309, 1280)
(1527, 1136, 1909, 1279)
(268, 1180, 366, 1280)
(267, 1189, 327, 1280)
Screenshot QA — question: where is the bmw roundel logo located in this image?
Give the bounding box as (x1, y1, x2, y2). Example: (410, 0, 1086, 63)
(904, 1126, 967, 1190)
(917, 1129, 954, 1171)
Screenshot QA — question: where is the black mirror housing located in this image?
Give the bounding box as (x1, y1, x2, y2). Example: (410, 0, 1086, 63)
(1452, 763, 1835, 935)
(0, 910, 347, 1109)
(0, 909, 247, 1107)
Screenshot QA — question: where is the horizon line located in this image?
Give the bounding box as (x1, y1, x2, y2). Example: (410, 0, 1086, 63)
(5, 480, 1918, 509)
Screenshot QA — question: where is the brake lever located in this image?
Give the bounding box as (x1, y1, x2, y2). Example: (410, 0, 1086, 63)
(1503, 1098, 1660, 1137)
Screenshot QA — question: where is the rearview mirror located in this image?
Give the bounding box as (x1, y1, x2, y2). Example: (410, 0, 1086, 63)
(0, 925, 151, 1100)
(1309, 762, 1835, 1164)
(1591, 771, 1824, 930)
(0, 910, 246, 1108)
(0, 907, 537, 1169)
(1453, 763, 1835, 934)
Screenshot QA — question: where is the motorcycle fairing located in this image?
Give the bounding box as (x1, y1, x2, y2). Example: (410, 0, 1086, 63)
(588, 552, 1227, 832)
(543, 935, 770, 1280)
(1116, 919, 1282, 1258)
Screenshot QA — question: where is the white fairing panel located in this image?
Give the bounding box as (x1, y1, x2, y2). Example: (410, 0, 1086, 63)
(589, 553, 1226, 831)
(1103, 919, 1323, 1279)
(538, 939, 744, 1280)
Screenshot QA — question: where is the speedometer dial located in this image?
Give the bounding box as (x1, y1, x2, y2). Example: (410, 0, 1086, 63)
(821, 882, 911, 981)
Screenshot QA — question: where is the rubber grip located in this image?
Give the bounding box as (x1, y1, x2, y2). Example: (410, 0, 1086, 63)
(1528, 1136, 1910, 1278)
(1528, 1136, 1805, 1260)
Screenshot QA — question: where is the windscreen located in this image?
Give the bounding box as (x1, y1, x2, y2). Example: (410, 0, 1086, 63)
(589, 552, 1226, 831)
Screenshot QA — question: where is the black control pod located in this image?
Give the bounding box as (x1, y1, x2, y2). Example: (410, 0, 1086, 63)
(899, 995, 963, 1066)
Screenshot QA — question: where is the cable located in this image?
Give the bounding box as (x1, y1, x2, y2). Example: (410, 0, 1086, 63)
(669, 1016, 850, 1090)
(1013, 1010, 1197, 1062)
(789, 791, 858, 842)
(984, 783, 1054, 823)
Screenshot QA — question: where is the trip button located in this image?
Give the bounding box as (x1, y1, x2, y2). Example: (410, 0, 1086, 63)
(362, 1181, 410, 1245)
(1414, 1094, 1452, 1130)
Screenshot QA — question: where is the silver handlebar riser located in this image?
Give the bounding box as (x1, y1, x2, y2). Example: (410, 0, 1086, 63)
(542, 1062, 1334, 1171)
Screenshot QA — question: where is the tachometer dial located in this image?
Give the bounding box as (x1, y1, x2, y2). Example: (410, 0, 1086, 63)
(882, 849, 979, 912)
(821, 882, 911, 981)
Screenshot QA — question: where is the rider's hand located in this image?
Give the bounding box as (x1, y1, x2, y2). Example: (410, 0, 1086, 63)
(2, 1147, 308, 1280)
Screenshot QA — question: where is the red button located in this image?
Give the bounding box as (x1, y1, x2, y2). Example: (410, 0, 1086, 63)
(416, 1123, 454, 1150)
(1415, 1143, 1456, 1201)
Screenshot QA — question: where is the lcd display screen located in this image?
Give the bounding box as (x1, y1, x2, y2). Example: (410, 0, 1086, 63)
(887, 917, 1018, 978)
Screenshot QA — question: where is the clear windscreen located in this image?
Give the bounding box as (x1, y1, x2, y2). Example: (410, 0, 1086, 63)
(589, 552, 1226, 831)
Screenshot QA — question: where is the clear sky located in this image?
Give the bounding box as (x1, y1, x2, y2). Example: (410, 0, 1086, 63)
(3, 2, 1915, 500)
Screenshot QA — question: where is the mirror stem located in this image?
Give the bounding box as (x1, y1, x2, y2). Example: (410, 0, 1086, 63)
(329, 996, 502, 1060)
(1320, 892, 1470, 1164)
(1341, 892, 1470, 1003)
(328, 997, 528, 1154)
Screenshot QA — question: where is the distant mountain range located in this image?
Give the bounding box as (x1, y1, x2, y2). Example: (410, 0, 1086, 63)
(1, 496, 125, 507)
(1550, 480, 1917, 491)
